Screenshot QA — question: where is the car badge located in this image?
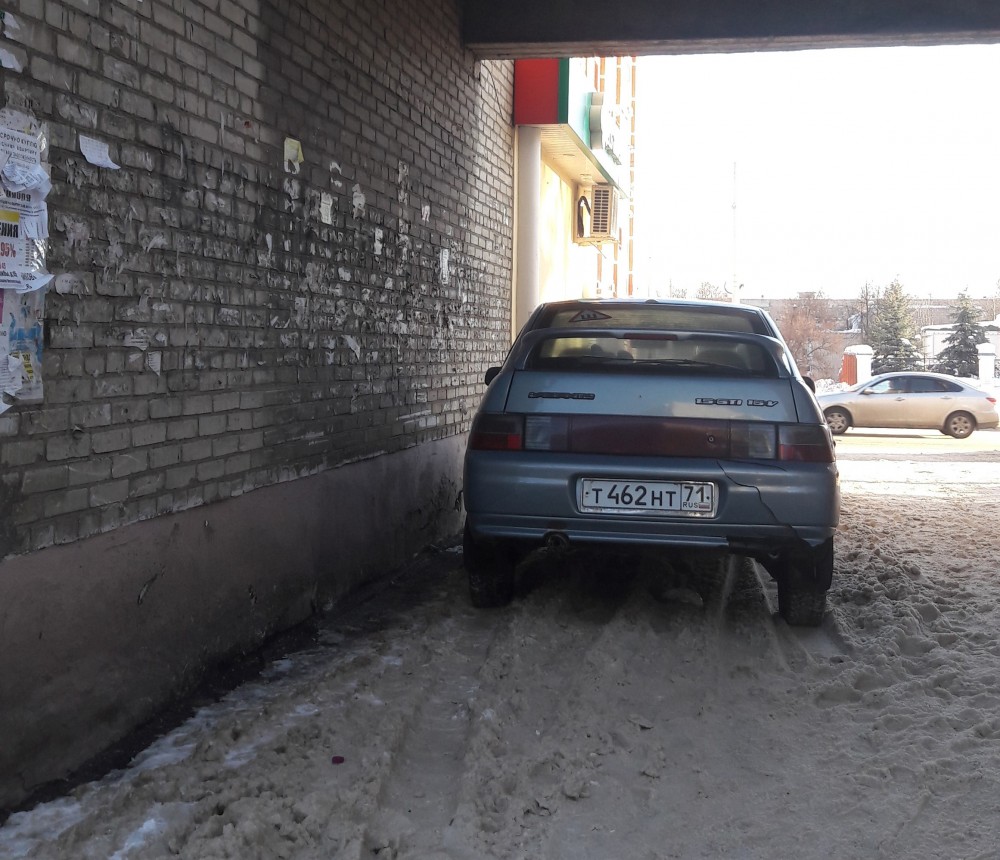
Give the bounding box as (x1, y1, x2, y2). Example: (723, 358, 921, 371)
(529, 391, 597, 400)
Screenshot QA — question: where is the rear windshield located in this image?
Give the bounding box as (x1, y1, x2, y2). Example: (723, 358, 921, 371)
(533, 304, 773, 335)
(525, 333, 779, 377)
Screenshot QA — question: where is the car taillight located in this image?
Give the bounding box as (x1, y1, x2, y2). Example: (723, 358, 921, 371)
(470, 413, 835, 463)
(524, 415, 569, 450)
(778, 424, 836, 463)
(988, 396, 997, 405)
(469, 413, 524, 450)
(729, 422, 776, 459)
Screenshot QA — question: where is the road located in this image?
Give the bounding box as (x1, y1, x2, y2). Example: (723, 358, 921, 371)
(2, 430, 1000, 859)
(832, 425, 1000, 458)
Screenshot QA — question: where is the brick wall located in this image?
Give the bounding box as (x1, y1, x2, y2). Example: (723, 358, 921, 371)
(0, 0, 514, 555)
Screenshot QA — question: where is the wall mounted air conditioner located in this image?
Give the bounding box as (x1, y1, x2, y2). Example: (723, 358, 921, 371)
(574, 183, 619, 245)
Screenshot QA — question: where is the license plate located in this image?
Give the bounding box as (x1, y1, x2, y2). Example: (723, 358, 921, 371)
(578, 479, 716, 516)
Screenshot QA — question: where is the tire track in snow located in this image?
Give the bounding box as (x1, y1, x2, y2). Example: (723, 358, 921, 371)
(450, 546, 793, 859)
(356, 610, 509, 860)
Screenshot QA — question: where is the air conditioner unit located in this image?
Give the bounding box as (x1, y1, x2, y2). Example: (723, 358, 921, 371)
(574, 183, 619, 245)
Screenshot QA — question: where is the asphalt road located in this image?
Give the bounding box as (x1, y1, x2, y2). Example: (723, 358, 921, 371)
(831, 425, 1000, 459)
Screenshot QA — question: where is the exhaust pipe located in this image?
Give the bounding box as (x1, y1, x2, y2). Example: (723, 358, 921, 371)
(543, 531, 570, 550)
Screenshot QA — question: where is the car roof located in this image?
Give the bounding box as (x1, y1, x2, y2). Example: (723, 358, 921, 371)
(872, 370, 964, 381)
(527, 298, 778, 336)
(864, 371, 988, 390)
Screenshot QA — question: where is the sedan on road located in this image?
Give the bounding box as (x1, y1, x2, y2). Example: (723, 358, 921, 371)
(463, 298, 841, 626)
(816, 372, 999, 438)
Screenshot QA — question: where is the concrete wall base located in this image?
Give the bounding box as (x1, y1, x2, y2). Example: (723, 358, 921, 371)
(0, 436, 466, 810)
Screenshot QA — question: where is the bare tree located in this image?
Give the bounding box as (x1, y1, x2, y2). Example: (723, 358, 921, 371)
(855, 282, 881, 344)
(768, 292, 842, 379)
(696, 281, 730, 301)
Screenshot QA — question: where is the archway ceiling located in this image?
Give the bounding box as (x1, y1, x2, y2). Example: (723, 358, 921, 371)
(461, 0, 1000, 57)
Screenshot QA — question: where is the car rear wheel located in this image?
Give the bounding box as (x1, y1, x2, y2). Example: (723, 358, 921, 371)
(823, 408, 850, 435)
(463, 521, 516, 608)
(774, 538, 833, 627)
(943, 411, 975, 439)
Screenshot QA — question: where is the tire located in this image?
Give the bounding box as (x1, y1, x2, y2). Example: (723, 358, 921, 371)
(943, 411, 975, 439)
(823, 408, 850, 435)
(775, 538, 833, 627)
(463, 521, 515, 608)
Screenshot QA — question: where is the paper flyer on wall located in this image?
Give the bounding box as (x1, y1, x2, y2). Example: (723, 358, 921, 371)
(0, 184, 46, 238)
(0, 290, 20, 397)
(0, 123, 50, 292)
(0, 125, 40, 166)
(0, 209, 25, 289)
(0, 287, 44, 401)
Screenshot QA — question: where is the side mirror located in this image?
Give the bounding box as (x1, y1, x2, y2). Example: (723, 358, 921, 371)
(860, 388, 873, 395)
(803, 376, 816, 393)
(484, 367, 501, 385)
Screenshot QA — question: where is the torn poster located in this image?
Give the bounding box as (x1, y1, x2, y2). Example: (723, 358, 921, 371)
(1, 160, 51, 196)
(17, 270, 52, 293)
(79, 135, 120, 169)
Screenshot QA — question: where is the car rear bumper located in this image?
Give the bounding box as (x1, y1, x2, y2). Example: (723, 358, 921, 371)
(466, 513, 836, 554)
(464, 451, 840, 552)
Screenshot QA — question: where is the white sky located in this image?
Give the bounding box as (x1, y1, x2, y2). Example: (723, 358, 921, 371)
(633, 44, 1000, 302)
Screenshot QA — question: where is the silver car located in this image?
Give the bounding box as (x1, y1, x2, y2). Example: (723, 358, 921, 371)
(816, 372, 999, 438)
(463, 299, 840, 626)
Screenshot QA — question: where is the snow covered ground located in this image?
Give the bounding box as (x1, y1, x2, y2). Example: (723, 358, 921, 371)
(2, 429, 1000, 859)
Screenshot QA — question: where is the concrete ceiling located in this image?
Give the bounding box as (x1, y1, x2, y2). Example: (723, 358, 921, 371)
(461, 0, 1000, 58)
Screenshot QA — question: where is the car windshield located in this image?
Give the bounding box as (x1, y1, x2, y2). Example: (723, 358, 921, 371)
(524, 333, 779, 377)
(534, 304, 773, 335)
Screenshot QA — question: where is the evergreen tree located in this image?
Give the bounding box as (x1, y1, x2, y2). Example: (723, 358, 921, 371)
(933, 292, 985, 377)
(869, 279, 922, 373)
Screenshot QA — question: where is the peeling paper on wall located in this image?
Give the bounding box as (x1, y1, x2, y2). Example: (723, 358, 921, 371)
(2, 13, 21, 35)
(421, 205, 431, 223)
(1, 353, 25, 396)
(374, 228, 383, 256)
(320, 192, 333, 225)
(2, 160, 50, 196)
(79, 135, 119, 169)
(329, 161, 343, 190)
(342, 335, 361, 360)
(0, 48, 22, 73)
(439, 248, 450, 285)
(17, 271, 52, 293)
(124, 331, 149, 350)
(351, 184, 366, 218)
(283, 137, 303, 173)
(146, 352, 161, 375)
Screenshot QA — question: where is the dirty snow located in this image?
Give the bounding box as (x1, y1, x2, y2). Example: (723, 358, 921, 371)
(3, 431, 1000, 859)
